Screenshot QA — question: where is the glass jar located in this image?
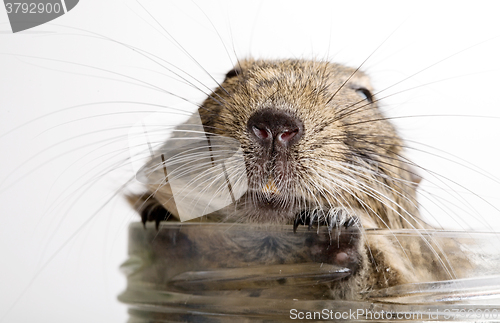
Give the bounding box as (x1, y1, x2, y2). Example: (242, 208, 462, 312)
(119, 223, 500, 322)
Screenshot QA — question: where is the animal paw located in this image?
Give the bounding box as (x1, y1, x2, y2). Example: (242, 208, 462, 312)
(293, 208, 364, 277)
(293, 207, 360, 233)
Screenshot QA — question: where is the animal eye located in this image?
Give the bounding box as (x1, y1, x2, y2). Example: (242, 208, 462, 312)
(355, 88, 373, 104)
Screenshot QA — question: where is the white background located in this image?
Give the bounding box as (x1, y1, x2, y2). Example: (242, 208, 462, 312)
(1, 1, 500, 322)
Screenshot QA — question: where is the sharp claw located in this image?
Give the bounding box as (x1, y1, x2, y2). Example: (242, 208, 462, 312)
(344, 216, 359, 228)
(328, 215, 334, 232)
(294, 211, 308, 233)
(308, 212, 316, 231)
(293, 216, 301, 233)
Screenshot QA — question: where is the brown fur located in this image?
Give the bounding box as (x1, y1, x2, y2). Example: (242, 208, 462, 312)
(128, 59, 452, 298)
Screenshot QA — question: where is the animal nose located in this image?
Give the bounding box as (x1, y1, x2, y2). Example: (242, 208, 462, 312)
(247, 108, 303, 148)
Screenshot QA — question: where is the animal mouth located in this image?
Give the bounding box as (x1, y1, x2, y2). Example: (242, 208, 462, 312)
(240, 163, 304, 215)
(255, 193, 282, 206)
(246, 181, 298, 215)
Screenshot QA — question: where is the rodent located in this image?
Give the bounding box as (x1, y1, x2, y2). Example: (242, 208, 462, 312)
(128, 58, 461, 299)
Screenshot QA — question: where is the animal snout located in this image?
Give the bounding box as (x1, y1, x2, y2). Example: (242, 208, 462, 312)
(247, 108, 303, 149)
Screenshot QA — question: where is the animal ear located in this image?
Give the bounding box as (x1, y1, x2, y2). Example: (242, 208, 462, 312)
(348, 73, 375, 103)
(355, 87, 374, 103)
(224, 67, 242, 80)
